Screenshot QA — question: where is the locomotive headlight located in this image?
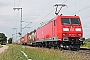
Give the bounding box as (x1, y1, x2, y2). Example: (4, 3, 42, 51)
(78, 34, 82, 36)
(75, 28, 81, 31)
(63, 34, 66, 36)
(63, 28, 69, 31)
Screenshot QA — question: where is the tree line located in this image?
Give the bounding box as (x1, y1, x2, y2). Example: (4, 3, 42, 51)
(0, 33, 12, 45)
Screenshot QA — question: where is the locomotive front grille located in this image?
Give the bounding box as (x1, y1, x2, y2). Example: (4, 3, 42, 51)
(69, 38, 80, 44)
(62, 37, 80, 44)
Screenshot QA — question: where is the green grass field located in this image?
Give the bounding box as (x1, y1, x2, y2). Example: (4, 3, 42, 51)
(0, 44, 89, 60)
(0, 44, 27, 60)
(0, 44, 67, 60)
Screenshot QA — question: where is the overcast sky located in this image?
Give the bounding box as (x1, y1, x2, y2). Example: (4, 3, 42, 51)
(0, 0, 90, 40)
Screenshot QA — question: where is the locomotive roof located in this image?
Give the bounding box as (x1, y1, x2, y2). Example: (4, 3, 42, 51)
(54, 15, 80, 18)
(37, 15, 80, 30)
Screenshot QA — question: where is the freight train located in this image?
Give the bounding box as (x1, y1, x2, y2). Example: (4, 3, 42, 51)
(20, 14, 85, 50)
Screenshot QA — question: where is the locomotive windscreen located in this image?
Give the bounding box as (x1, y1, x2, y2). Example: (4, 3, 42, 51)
(61, 18, 80, 25)
(71, 18, 80, 25)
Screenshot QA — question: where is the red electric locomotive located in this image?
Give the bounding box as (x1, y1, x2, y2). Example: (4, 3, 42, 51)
(35, 14, 85, 50)
(21, 4, 85, 50)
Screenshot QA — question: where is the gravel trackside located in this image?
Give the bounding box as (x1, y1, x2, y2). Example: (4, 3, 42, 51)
(0, 45, 8, 54)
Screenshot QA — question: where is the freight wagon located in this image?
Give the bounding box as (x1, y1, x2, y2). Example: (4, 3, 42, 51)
(21, 30, 36, 46)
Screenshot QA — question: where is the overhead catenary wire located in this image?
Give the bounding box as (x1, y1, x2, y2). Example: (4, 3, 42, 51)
(61, 0, 81, 13)
(24, 0, 90, 32)
(82, 15, 90, 19)
(30, 0, 68, 27)
(23, 0, 54, 29)
(41, 0, 53, 12)
(30, 9, 55, 28)
(39, 0, 68, 22)
(68, 0, 81, 6)
(71, 4, 90, 15)
(30, 0, 68, 29)
(24, 0, 86, 32)
(62, 0, 68, 3)
(39, 9, 55, 22)
(60, 0, 90, 20)
(21, 0, 90, 39)
(18, 0, 20, 7)
(59, 0, 90, 20)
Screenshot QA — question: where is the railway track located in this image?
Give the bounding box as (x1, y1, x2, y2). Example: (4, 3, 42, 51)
(79, 48, 90, 60)
(60, 48, 90, 60)
(25, 45, 90, 60)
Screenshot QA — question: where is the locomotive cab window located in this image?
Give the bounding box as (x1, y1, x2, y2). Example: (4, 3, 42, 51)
(54, 20, 56, 26)
(61, 18, 80, 25)
(61, 18, 70, 25)
(71, 18, 80, 25)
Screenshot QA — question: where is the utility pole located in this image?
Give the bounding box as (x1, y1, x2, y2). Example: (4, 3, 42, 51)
(13, 28, 17, 39)
(13, 7, 22, 38)
(12, 34, 15, 42)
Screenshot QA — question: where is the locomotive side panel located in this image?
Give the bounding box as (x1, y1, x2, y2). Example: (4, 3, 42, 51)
(56, 16, 63, 41)
(36, 21, 53, 40)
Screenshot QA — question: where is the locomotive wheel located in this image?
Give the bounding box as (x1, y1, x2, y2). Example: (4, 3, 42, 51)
(59, 44, 63, 51)
(59, 47, 62, 51)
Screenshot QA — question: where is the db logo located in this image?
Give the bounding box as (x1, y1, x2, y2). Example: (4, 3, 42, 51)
(70, 28, 74, 31)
